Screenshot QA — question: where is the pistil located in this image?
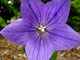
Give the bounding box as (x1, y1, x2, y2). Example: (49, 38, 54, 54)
(38, 25, 46, 35)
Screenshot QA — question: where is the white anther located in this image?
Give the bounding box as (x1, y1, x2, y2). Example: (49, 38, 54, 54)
(38, 25, 46, 33)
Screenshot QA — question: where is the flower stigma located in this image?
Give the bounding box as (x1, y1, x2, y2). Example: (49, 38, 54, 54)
(38, 25, 46, 35)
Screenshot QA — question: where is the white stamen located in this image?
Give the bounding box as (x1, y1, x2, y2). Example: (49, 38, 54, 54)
(38, 25, 46, 33)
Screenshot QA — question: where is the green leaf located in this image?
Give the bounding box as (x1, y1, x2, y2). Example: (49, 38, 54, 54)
(50, 51, 57, 60)
(20, 46, 25, 53)
(13, 9, 20, 18)
(0, 17, 7, 27)
(41, 0, 51, 3)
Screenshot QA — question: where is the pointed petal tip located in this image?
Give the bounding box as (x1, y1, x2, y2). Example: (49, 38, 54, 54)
(0, 30, 2, 34)
(47, 24, 80, 50)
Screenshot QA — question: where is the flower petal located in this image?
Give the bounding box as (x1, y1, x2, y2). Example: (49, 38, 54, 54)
(46, 24, 80, 50)
(0, 18, 37, 46)
(43, 0, 70, 26)
(21, 0, 44, 25)
(25, 35, 55, 60)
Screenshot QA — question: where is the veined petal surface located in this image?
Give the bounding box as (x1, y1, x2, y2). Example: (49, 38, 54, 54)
(46, 24, 80, 50)
(25, 34, 55, 60)
(42, 0, 70, 26)
(0, 18, 38, 46)
(21, 0, 44, 25)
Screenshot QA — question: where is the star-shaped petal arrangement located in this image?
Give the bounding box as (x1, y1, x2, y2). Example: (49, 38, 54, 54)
(0, 0, 80, 60)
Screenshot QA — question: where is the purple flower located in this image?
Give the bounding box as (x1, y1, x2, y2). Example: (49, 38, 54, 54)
(0, 0, 80, 60)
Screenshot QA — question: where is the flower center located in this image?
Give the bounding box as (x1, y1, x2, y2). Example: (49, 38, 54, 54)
(38, 25, 46, 35)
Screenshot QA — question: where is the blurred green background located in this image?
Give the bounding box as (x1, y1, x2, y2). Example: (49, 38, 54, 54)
(0, 0, 80, 31)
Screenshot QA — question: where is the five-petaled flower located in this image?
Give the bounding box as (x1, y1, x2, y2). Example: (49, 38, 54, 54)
(0, 0, 80, 60)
